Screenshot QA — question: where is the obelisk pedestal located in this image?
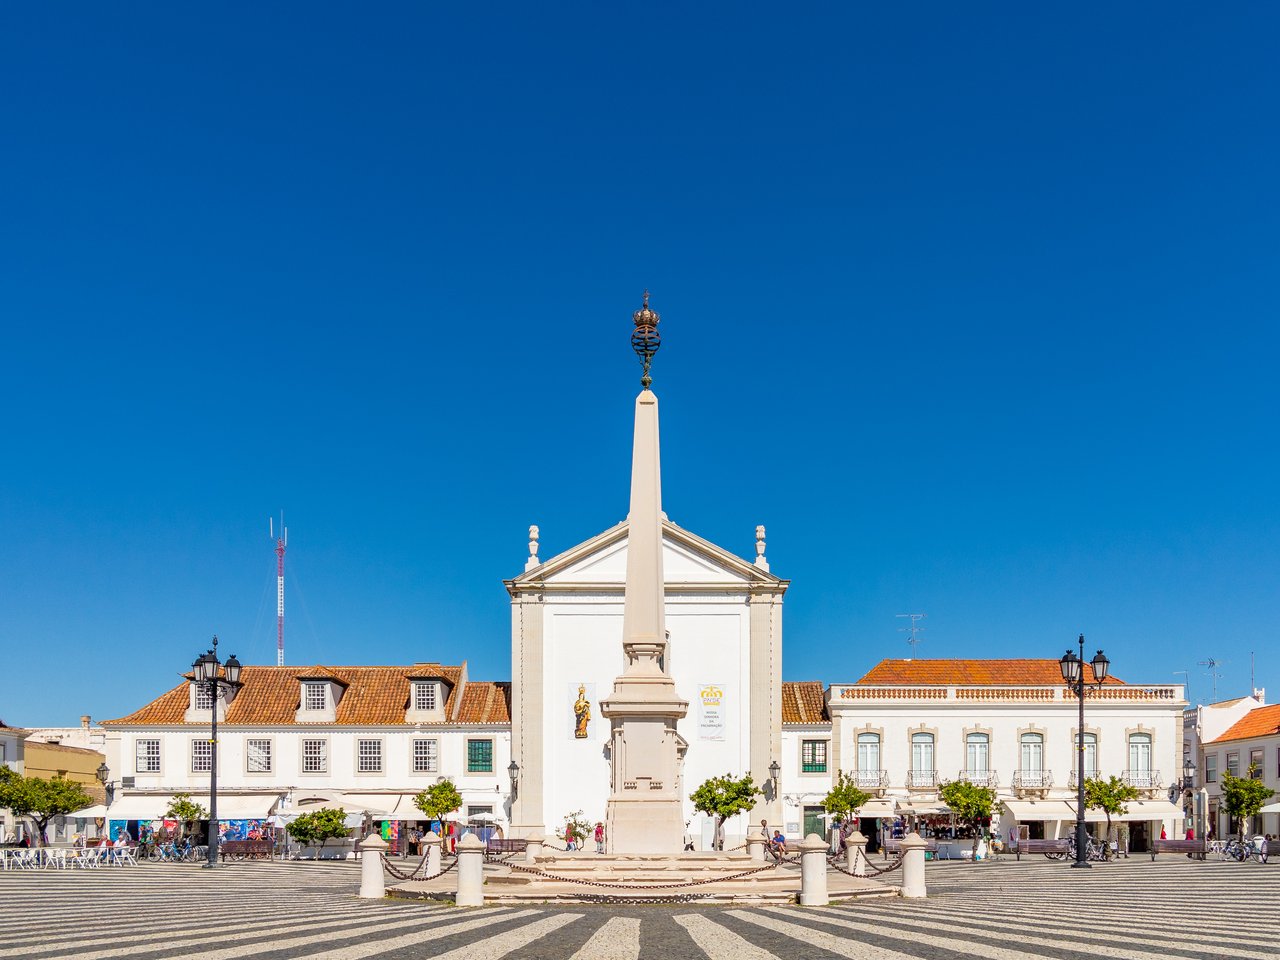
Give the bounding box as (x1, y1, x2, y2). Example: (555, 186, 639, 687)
(600, 296, 689, 854)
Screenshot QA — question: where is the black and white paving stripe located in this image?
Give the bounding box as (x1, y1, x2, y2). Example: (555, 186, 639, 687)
(2, 856, 1275, 959)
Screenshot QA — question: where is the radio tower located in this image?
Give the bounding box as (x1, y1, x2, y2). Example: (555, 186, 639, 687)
(270, 514, 288, 666)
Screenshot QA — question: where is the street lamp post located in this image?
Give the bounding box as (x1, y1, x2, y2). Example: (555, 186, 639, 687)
(95, 763, 114, 807)
(1060, 634, 1109, 869)
(191, 636, 241, 869)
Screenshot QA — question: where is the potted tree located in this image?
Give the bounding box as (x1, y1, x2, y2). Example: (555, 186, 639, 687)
(286, 807, 352, 859)
(689, 773, 763, 851)
(938, 780, 997, 860)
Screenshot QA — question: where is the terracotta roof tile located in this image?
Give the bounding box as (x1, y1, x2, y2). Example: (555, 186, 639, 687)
(855, 659, 1125, 686)
(782, 681, 828, 724)
(1207, 704, 1280, 745)
(102, 664, 500, 727)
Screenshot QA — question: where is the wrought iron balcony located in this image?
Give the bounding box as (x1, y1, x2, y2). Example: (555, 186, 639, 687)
(957, 769, 998, 788)
(1012, 770, 1054, 792)
(850, 769, 888, 790)
(906, 769, 939, 790)
(1122, 769, 1163, 791)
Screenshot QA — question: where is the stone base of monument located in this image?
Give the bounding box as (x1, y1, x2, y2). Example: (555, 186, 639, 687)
(387, 851, 893, 905)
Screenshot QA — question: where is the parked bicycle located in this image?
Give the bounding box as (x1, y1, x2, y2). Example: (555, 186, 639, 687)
(1222, 837, 1267, 863)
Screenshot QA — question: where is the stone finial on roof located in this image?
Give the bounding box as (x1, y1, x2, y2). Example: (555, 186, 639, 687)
(754, 524, 769, 572)
(526, 525, 541, 571)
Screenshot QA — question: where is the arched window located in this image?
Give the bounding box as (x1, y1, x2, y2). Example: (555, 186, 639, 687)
(966, 733, 989, 775)
(1128, 733, 1152, 773)
(1020, 732, 1044, 773)
(857, 733, 880, 773)
(911, 733, 935, 773)
(1081, 733, 1098, 777)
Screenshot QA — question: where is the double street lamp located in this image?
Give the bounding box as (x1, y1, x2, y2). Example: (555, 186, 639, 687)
(191, 636, 241, 869)
(1060, 635, 1109, 869)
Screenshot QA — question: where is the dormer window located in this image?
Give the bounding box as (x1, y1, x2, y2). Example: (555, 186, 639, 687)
(303, 682, 327, 711)
(414, 682, 438, 712)
(193, 685, 214, 711)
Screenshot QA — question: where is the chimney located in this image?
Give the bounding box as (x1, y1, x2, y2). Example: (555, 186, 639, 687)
(81, 715, 91, 729)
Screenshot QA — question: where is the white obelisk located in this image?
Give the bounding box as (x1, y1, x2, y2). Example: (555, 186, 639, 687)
(601, 293, 689, 854)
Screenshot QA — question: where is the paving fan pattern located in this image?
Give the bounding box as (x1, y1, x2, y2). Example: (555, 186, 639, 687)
(1, 857, 1276, 959)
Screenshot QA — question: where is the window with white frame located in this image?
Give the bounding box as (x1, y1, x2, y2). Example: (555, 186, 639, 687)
(1205, 754, 1217, 783)
(357, 739, 383, 773)
(965, 733, 989, 774)
(0, 743, 6, 766)
(910, 733, 934, 773)
(856, 733, 880, 773)
(801, 740, 827, 774)
(192, 739, 212, 772)
(136, 739, 161, 773)
(413, 682, 437, 711)
(1249, 749, 1263, 778)
(413, 738, 438, 773)
(246, 739, 272, 773)
(302, 739, 328, 773)
(1225, 751, 1239, 778)
(1020, 732, 1044, 773)
(1081, 733, 1098, 776)
(193, 685, 214, 710)
(1128, 733, 1153, 773)
(303, 682, 327, 711)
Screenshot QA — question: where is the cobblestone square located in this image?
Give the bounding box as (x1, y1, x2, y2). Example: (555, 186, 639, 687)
(2, 857, 1275, 959)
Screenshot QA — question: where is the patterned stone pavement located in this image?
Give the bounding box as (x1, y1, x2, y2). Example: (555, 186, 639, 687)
(1, 855, 1276, 959)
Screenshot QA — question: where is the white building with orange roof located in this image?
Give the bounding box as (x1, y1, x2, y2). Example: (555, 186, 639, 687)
(777, 659, 1187, 852)
(1200, 700, 1279, 837)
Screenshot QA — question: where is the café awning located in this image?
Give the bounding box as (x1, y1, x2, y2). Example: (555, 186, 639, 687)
(1002, 800, 1076, 821)
(106, 792, 282, 821)
(1074, 799, 1185, 823)
(899, 801, 951, 816)
(853, 799, 897, 818)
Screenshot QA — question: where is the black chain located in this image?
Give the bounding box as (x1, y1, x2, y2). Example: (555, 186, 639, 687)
(381, 851, 459, 882)
(827, 851, 906, 877)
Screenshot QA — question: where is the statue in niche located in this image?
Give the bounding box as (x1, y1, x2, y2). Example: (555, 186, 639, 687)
(573, 684, 591, 739)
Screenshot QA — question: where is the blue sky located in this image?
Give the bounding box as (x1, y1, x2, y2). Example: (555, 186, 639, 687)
(1, 4, 1276, 725)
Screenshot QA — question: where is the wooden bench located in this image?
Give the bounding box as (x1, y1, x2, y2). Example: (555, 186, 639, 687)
(485, 838, 528, 860)
(882, 838, 938, 859)
(219, 840, 274, 861)
(1014, 838, 1070, 860)
(1150, 838, 1205, 860)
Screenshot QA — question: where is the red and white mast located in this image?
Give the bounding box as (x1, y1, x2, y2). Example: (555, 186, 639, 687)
(270, 514, 288, 666)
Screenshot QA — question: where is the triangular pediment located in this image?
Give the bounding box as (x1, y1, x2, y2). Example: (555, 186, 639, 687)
(507, 519, 784, 588)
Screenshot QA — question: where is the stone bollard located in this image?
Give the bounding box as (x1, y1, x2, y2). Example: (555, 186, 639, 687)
(358, 833, 389, 899)
(799, 833, 829, 906)
(844, 833, 868, 877)
(455, 833, 486, 907)
(746, 828, 766, 862)
(422, 830, 442, 876)
(899, 832, 927, 899)
(525, 831, 545, 864)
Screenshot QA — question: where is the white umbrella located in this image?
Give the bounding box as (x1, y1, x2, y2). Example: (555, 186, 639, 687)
(1257, 801, 1280, 815)
(467, 813, 503, 823)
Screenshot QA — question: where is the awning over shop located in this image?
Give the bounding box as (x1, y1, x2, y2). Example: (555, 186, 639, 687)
(853, 799, 897, 818)
(1074, 799, 1185, 823)
(1257, 802, 1280, 815)
(106, 793, 282, 822)
(1002, 800, 1075, 821)
(67, 805, 110, 819)
(899, 802, 951, 816)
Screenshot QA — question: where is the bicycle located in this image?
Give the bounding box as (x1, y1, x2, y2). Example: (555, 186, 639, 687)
(1222, 837, 1267, 863)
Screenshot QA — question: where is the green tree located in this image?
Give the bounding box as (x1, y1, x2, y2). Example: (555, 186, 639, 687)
(164, 792, 209, 839)
(286, 808, 351, 850)
(1220, 764, 1275, 837)
(689, 773, 763, 851)
(0, 768, 94, 847)
(414, 778, 463, 831)
(561, 810, 592, 847)
(822, 771, 872, 828)
(939, 779, 997, 859)
(1083, 775, 1140, 850)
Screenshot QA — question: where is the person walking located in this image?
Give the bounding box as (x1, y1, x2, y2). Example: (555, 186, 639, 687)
(594, 822, 605, 854)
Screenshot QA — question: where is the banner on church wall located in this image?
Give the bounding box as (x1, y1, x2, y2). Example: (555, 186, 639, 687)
(698, 683, 726, 740)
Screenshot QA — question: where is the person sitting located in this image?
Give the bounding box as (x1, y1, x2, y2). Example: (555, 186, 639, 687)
(770, 830, 787, 859)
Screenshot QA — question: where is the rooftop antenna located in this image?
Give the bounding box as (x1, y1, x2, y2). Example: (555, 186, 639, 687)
(1197, 657, 1227, 703)
(897, 613, 927, 658)
(270, 514, 288, 666)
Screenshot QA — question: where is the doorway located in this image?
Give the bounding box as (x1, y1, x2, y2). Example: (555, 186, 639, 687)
(802, 806, 825, 842)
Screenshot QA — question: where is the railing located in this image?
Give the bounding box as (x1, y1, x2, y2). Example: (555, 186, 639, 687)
(1012, 770, 1054, 791)
(835, 684, 1183, 703)
(1122, 769, 1162, 790)
(906, 770, 939, 789)
(1068, 770, 1099, 789)
(850, 769, 888, 789)
(958, 769, 998, 788)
